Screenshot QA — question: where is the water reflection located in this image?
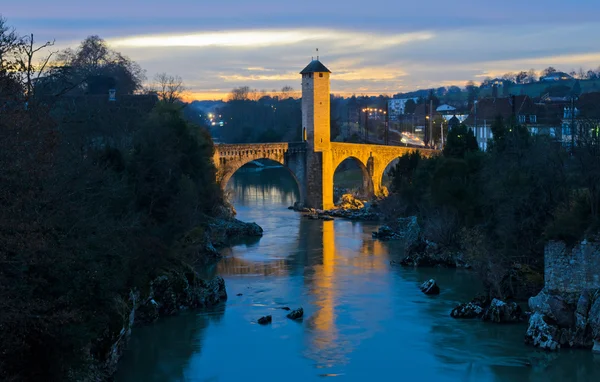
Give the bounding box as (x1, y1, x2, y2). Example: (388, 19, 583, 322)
(227, 165, 299, 207)
(114, 307, 224, 382)
(305, 221, 339, 366)
(116, 167, 600, 382)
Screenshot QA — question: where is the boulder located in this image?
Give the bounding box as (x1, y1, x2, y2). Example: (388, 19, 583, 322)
(589, 294, 600, 339)
(206, 218, 263, 248)
(396, 216, 420, 247)
(525, 312, 561, 351)
(529, 291, 575, 329)
(372, 225, 398, 240)
(286, 307, 304, 320)
(548, 295, 575, 329)
(338, 194, 365, 210)
(258, 315, 272, 325)
(420, 279, 440, 295)
(482, 298, 524, 323)
(451, 296, 489, 319)
(451, 302, 485, 319)
(293, 202, 305, 211)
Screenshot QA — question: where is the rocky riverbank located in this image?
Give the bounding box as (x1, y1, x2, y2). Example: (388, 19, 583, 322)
(83, 216, 263, 380)
(450, 296, 524, 323)
(525, 240, 600, 352)
(290, 194, 383, 221)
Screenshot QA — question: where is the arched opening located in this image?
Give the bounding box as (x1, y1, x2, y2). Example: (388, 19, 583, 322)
(332, 157, 373, 204)
(225, 158, 303, 210)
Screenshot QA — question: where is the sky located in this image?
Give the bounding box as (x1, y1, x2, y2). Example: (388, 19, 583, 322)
(4, 0, 600, 100)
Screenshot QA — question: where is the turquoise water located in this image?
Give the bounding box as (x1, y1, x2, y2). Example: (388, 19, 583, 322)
(115, 167, 600, 382)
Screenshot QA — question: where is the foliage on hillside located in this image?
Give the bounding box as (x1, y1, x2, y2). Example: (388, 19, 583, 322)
(388, 118, 600, 298)
(0, 18, 225, 381)
(0, 98, 225, 381)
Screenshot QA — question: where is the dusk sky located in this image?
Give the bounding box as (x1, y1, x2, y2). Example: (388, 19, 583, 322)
(4, 1, 600, 100)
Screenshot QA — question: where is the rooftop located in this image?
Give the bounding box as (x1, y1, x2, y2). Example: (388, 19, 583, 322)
(300, 59, 332, 74)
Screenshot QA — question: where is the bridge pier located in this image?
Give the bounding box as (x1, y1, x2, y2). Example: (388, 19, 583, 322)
(306, 150, 334, 210)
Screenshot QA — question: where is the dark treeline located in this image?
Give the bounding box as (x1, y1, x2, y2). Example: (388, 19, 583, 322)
(215, 87, 390, 144)
(386, 116, 600, 299)
(1, 17, 224, 381)
(214, 65, 600, 145)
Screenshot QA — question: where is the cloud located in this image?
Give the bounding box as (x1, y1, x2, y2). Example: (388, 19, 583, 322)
(109, 29, 434, 51)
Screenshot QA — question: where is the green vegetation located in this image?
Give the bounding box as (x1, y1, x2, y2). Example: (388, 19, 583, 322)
(1, 18, 226, 381)
(387, 119, 600, 298)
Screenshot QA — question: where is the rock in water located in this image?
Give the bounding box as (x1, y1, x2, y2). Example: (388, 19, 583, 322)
(287, 307, 304, 320)
(525, 312, 561, 351)
(258, 315, 272, 325)
(420, 279, 440, 295)
(338, 194, 364, 210)
(451, 302, 484, 319)
(482, 298, 524, 323)
(450, 296, 489, 319)
(372, 225, 398, 240)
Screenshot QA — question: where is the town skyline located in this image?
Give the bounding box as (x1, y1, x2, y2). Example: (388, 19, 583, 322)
(4, 0, 600, 100)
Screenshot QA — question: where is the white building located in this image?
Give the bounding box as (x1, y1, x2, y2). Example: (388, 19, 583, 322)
(388, 98, 419, 120)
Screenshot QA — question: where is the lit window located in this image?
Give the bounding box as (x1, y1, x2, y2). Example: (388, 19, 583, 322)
(530, 115, 537, 123)
(518, 115, 526, 123)
(319, 73, 323, 78)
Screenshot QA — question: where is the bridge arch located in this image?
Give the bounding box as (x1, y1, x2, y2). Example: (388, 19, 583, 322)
(332, 156, 374, 200)
(214, 143, 307, 206)
(221, 158, 304, 204)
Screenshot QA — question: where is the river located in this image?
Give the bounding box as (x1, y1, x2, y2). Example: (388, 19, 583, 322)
(115, 166, 600, 382)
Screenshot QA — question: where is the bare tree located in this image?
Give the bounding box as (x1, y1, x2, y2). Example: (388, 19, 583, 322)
(153, 72, 185, 103)
(15, 33, 55, 100)
(527, 68, 538, 83)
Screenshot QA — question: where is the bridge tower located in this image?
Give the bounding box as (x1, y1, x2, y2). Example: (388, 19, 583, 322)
(301, 58, 334, 209)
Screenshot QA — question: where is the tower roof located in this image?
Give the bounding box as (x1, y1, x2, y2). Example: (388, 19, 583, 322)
(300, 59, 331, 74)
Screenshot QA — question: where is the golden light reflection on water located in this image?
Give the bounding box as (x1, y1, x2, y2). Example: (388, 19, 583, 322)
(309, 221, 337, 345)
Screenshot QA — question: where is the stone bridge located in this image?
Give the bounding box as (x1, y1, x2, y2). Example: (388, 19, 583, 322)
(212, 58, 440, 210)
(213, 141, 436, 210)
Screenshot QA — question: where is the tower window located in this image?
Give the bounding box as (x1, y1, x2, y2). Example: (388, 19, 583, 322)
(319, 73, 323, 77)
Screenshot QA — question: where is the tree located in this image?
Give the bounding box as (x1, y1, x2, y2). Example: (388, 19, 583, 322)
(465, 80, 479, 106)
(50, 35, 145, 95)
(153, 72, 185, 103)
(15, 33, 55, 99)
(542, 66, 558, 77)
(404, 99, 416, 114)
(442, 124, 478, 158)
(527, 69, 538, 83)
(0, 16, 23, 96)
(388, 150, 422, 191)
(516, 71, 528, 84)
(502, 72, 516, 83)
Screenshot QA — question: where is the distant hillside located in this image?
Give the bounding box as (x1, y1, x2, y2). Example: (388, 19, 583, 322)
(188, 100, 225, 112)
(479, 79, 600, 98)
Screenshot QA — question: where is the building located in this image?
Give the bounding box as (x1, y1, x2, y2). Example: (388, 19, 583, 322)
(388, 98, 418, 121)
(436, 104, 456, 115)
(464, 96, 539, 151)
(540, 72, 573, 82)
